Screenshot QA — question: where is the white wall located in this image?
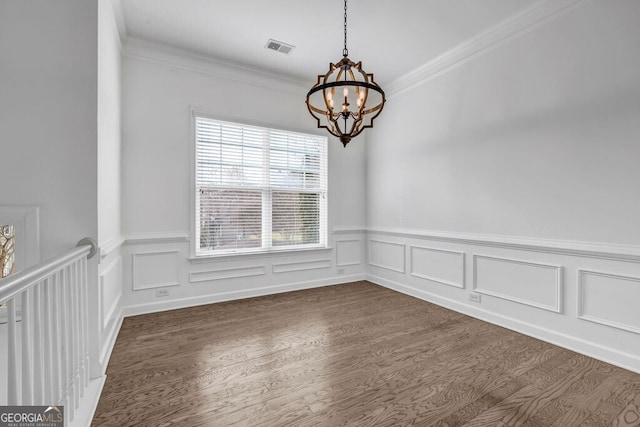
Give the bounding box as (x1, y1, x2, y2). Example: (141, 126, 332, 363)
(366, 1, 640, 373)
(0, 0, 113, 419)
(0, 0, 99, 260)
(98, 0, 123, 248)
(120, 39, 367, 314)
(97, 0, 124, 372)
(368, 1, 640, 244)
(0, 0, 123, 380)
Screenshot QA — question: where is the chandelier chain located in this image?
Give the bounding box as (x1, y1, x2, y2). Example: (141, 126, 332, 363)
(343, 0, 348, 57)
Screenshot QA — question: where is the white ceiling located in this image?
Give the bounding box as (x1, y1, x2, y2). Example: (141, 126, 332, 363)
(120, 0, 536, 87)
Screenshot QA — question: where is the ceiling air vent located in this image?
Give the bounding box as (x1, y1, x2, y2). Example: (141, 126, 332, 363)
(265, 39, 294, 55)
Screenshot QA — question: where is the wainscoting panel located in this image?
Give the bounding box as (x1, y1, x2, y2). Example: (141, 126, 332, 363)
(410, 245, 465, 289)
(369, 240, 406, 273)
(578, 270, 640, 334)
(132, 250, 180, 290)
(336, 239, 362, 267)
(272, 259, 332, 274)
(100, 257, 122, 330)
(473, 254, 562, 313)
(190, 265, 266, 283)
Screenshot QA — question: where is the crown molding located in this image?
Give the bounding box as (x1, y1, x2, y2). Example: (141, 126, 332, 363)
(108, 0, 127, 46)
(123, 37, 309, 96)
(386, 0, 589, 97)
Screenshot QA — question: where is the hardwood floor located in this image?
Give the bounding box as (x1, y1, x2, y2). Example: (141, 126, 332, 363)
(92, 281, 640, 426)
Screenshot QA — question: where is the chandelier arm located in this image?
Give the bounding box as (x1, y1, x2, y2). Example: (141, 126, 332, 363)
(306, 81, 385, 97)
(361, 103, 384, 115)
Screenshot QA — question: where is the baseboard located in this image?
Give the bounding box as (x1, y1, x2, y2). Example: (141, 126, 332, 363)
(122, 274, 367, 317)
(69, 375, 106, 427)
(99, 309, 124, 370)
(368, 274, 640, 375)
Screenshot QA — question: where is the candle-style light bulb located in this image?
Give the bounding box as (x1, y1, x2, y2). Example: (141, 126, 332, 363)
(326, 92, 333, 109)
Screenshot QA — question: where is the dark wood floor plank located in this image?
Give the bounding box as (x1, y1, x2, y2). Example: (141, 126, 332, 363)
(92, 281, 640, 427)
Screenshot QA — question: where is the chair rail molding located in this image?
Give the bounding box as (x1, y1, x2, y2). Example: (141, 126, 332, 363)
(366, 227, 640, 263)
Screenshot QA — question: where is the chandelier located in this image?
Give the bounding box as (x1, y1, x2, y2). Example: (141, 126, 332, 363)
(305, 0, 386, 147)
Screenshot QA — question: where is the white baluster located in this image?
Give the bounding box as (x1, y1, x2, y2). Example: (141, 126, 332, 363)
(65, 265, 75, 422)
(51, 271, 61, 405)
(1, 240, 94, 418)
(7, 298, 19, 405)
(72, 260, 80, 408)
(21, 288, 33, 405)
(81, 256, 89, 387)
(42, 278, 54, 404)
(58, 268, 69, 416)
(33, 283, 44, 404)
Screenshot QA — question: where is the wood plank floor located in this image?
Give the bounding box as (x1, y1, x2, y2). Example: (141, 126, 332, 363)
(92, 281, 640, 426)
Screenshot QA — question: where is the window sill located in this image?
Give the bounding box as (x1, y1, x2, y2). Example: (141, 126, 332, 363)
(188, 246, 333, 263)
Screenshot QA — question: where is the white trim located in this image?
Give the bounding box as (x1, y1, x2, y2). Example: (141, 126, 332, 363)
(577, 269, 640, 335)
(99, 310, 123, 369)
(124, 37, 308, 96)
(99, 235, 125, 260)
(367, 227, 640, 263)
(473, 254, 563, 313)
(189, 107, 198, 260)
(69, 376, 107, 427)
(122, 274, 366, 317)
(190, 265, 266, 283)
(410, 245, 465, 289)
(124, 232, 189, 246)
(331, 226, 367, 235)
(387, 0, 589, 96)
(108, 0, 127, 43)
(368, 273, 640, 375)
(336, 239, 363, 267)
(368, 240, 406, 274)
(272, 259, 332, 274)
(131, 250, 181, 290)
(188, 246, 333, 263)
(100, 257, 122, 330)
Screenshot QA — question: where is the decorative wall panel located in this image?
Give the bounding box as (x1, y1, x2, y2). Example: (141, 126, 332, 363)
(132, 250, 180, 290)
(272, 259, 331, 274)
(578, 270, 640, 334)
(190, 265, 266, 283)
(369, 240, 406, 273)
(336, 239, 362, 267)
(473, 255, 562, 313)
(411, 245, 465, 289)
(100, 257, 122, 329)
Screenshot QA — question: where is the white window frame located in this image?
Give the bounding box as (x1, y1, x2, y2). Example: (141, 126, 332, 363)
(189, 110, 328, 259)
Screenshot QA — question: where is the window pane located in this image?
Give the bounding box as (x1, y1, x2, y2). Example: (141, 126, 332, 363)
(195, 116, 327, 255)
(272, 192, 320, 246)
(199, 188, 262, 251)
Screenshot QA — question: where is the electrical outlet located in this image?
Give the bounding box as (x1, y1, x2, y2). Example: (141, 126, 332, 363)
(469, 293, 481, 303)
(155, 289, 170, 298)
(337, 268, 345, 275)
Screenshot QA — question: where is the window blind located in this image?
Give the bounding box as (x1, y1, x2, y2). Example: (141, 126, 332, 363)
(195, 117, 327, 255)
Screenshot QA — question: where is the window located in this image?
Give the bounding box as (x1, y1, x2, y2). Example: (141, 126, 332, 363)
(194, 116, 328, 256)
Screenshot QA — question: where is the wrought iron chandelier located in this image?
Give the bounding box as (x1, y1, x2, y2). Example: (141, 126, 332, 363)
(305, 0, 386, 147)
